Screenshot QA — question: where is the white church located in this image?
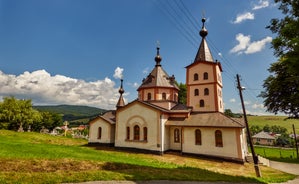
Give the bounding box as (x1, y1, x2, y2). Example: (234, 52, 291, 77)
(88, 18, 248, 163)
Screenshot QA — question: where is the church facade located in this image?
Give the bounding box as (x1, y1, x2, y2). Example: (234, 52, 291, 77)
(89, 19, 248, 163)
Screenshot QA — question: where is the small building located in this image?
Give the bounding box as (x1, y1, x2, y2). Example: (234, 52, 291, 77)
(252, 131, 276, 146)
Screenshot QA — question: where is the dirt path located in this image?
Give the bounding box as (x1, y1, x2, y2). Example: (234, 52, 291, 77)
(269, 161, 299, 175)
(269, 161, 299, 184)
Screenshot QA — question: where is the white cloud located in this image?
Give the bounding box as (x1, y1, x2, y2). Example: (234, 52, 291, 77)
(244, 36, 272, 54)
(229, 98, 236, 103)
(127, 82, 139, 89)
(113, 67, 124, 79)
(142, 67, 149, 75)
(232, 12, 254, 24)
(0, 70, 121, 110)
(252, 0, 269, 10)
(244, 101, 251, 105)
(230, 34, 272, 54)
(252, 103, 264, 109)
(230, 34, 251, 54)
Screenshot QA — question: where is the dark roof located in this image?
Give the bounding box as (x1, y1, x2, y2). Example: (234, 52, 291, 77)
(166, 112, 245, 128)
(171, 103, 191, 110)
(89, 110, 116, 125)
(193, 18, 214, 63)
(137, 65, 179, 90)
(137, 47, 179, 91)
(194, 38, 214, 62)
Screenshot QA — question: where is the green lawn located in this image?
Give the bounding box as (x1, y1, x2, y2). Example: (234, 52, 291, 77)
(255, 146, 299, 163)
(0, 130, 296, 184)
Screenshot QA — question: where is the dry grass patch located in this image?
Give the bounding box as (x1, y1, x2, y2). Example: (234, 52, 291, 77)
(0, 158, 103, 172)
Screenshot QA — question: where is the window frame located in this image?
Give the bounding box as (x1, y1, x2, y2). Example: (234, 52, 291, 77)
(194, 89, 199, 96)
(147, 93, 151, 100)
(174, 128, 180, 143)
(194, 73, 199, 81)
(134, 125, 140, 140)
(204, 88, 209, 96)
(200, 100, 205, 107)
(162, 92, 166, 100)
(143, 127, 147, 141)
(126, 126, 130, 140)
(215, 130, 223, 147)
(97, 127, 102, 139)
(203, 72, 208, 80)
(195, 129, 202, 145)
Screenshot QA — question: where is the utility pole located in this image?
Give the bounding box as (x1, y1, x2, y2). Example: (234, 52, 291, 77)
(236, 74, 261, 177)
(293, 124, 298, 159)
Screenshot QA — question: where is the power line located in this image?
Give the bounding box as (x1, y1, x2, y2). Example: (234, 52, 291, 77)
(152, 0, 263, 106)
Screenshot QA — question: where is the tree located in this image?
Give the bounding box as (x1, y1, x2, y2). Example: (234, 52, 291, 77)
(176, 82, 187, 105)
(263, 124, 271, 133)
(0, 97, 42, 130)
(224, 109, 234, 117)
(31, 111, 62, 132)
(250, 125, 262, 136)
(260, 0, 299, 118)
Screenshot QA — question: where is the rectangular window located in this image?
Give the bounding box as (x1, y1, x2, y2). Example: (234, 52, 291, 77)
(143, 127, 147, 141)
(98, 127, 102, 139)
(174, 128, 180, 143)
(195, 129, 202, 145)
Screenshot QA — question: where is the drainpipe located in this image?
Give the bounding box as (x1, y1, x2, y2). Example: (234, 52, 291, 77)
(180, 127, 183, 154)
(160, 114, 164, 155)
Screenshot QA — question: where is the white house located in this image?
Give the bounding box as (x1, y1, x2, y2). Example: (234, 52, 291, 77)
(89, 18, 248, 163)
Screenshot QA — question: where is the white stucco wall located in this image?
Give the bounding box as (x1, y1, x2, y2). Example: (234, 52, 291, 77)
(89, 119, 115, 144)
(115, 102, 162, 152)
(182, 127, 243, 160)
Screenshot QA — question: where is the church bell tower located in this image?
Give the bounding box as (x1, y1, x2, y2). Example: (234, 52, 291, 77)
(186, 18, 224, 113)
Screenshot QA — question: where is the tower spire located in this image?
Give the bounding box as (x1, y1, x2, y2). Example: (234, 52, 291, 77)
(194, 18, 214, 62)
(155, 41, 162, 66)
(116, 79, 125, 108)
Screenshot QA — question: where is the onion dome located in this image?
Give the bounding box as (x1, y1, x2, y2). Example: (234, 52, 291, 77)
(155, 46, 162, 66)
(200, 18, 208, 38)
(116, 79, 125, 108)
(119, 79, 124, 94)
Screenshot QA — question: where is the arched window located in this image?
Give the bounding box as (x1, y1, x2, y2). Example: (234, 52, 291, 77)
(134, 125, 140, 140)
(195, 129, 201, 145)
(215, 130, 223, 147)
(203, 72, 208, 80)
(98, 127, 102, 139)
(194, 73, 198, 81)
(200, 100, 205, 107)
(143, 127, 147, 141)
(126, 127, 130, 140)
(174, 128, 180, 143)
(147, 93, 151, 100)
(194, 89, 199, 96)
(204, 88, 209, 95)
(162, 92, 166, 100)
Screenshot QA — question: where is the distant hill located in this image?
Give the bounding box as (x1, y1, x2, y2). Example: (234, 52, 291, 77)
(33, 105, 107, 125)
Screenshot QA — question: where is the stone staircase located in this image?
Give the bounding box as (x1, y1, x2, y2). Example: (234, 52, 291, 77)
(245, 154, 269, 166)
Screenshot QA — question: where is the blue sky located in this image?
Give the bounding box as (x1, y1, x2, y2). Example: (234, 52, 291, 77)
(0, 0, 283, 115)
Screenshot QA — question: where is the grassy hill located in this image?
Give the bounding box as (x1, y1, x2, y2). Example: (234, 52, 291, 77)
(34, 105, 107, 125)
(0, 130, 295, 183)
(247, 115, 299, 133)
